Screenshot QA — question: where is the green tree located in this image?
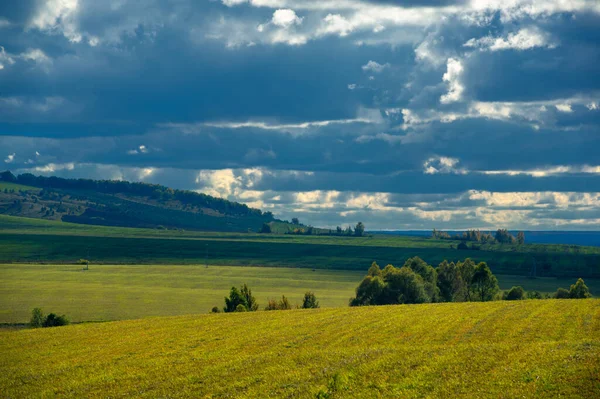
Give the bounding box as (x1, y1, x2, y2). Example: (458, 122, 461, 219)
(235, 304, 247, 312)
(382, 266, 429, 304)
(457, 258, 476, 301)
(436, 260, 462, 302)
(240, 284, 259, 311)
(553, 287, 570, 299)
(259, 223, 272, 233)
(367, 261, 382, 277)
(354, 222, 365, 237)
(42, 313, 69, 327)
(292, 217, 299, 225)
(569, 278, 591, 299)
(302, 292, 320, 309)
(349, 275, 386, 306)
(471, 262, 499, 301)
(503, 286, 526, 300)
(403, 257, 439, 302)
(224, 286, 247, 312)
(30, 308, 44, 328)
(516, 231, 525, 245)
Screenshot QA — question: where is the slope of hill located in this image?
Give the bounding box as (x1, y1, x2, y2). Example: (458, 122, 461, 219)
(1, 300, 598, 398)
(0, 171, 280, 232)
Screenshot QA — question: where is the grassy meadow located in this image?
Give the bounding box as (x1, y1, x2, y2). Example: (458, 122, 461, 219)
(1, 263, 598, 324)
(1, 300, 598, 398)
(1, 215, 599, 278)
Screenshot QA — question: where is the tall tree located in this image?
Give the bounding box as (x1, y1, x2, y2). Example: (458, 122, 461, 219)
(224, 286, 247, 312)
(354, 222, 365, 237)
(240, 284, 259, 311)
(471, 262, 499, 301)
(517, 231, 525, 245)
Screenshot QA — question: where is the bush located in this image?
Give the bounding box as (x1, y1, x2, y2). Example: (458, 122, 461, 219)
(553, 287, 570, 299)
(302, 292, 320, 309)
(527, 290, 543, 300)
(211, 306, 221, 313)
(264, 295, 292, 310)
(30, 308, 44, 328)
(457, 242, 469, 250)
(42, 313, 69, 327)
(503, 286, 526, 300)
(235, 304, 247, 312)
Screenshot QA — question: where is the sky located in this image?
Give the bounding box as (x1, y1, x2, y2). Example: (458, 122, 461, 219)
(1, 0, 600, 230)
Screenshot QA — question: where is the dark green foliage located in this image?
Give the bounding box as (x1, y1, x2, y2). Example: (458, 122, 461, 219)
(367, 261, 382, 277)
(292, 218, 299, 225)
(302, 292, 320, 309)
(503, 286, 526, 300)
(553, 287, 571, 299)
(436, 260, 462, 302)
(354, 222, 365, 237)
(457, 258, 477, 301)
(240, 284, 259, 311)
(211, 306, 221, 313)
(402, 257, 439, 302)
(259, 223, 272, 234)
(224, 286, 247, 313)
(0, 170, 17, 182)
(457, 242, 469, 250)
(569, 278, 591, 299)
(42, 313, 69, 327)
(382, 266, 429, 304)
(472, 262, 499, 301)
(517, 231, 525, 245)
(30, 308, 44, 328)
(495, 229, 517, 244)
(527, 290, 543, 300)
(433, 229, 495, 243)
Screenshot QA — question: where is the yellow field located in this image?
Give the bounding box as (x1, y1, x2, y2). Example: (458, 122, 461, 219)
(1, 300, 599, 398)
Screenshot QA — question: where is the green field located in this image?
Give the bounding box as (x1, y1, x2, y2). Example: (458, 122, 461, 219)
(1, 263, 598, 324)
(1, 300, 598, 398)
(0, 182, 38, 191)
(1, 215, 599, 278)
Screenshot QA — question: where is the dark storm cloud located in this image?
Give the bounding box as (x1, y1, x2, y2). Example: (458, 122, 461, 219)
(1, 0, 600, 229)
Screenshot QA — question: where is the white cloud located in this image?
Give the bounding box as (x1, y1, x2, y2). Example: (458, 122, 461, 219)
(440, 58, 464, 104)
(0, 46, 16, 70)
(272, 9, 303, 28)
(4, 153, 15, 163)
(28, 0, 82, 43)
(587, 102, 599, 111)
(35, 162, 75, 173)
(464, 27, 556, 51)
(423, 156, 466, 175)
(555, 104, 573, 113)
(319, 14, 354, 37)
(361, 60, 390, 73)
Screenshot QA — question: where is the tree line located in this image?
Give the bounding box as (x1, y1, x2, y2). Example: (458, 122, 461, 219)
(212, 284, 320, 313)
(1, 171, 272, 219)
(350, 257, 591, 306)
(432, 229, 525, 245)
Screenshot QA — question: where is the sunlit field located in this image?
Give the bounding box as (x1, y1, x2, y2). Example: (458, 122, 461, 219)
(1, 300, 598, 398)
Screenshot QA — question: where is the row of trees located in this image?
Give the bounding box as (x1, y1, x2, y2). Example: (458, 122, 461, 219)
(286, 222, 366, 237)
(350, 257, 592, 306)
(212, 284, 320, 313)
(432, 229, 525, 245)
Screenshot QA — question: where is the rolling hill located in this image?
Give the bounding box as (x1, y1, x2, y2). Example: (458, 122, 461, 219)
(0, 171, 286, 233)
(1, 300, 598, 398)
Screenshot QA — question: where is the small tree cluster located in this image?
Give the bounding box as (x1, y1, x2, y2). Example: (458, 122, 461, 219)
(30, 308, 69, 328)
(432, 228, 524, 245)
(265, 295, 292, 311)
(222, 284, 259, 312)
(553, 278, 591, 299)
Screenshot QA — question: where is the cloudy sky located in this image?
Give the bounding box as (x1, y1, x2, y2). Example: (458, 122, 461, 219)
(1, 0, 600, 230)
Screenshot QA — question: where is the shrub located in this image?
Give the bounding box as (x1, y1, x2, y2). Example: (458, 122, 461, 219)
(527, 290, 543, 300)
(553, 287, 570, 299)
(235, 304, 247, 312)
(211, 306, 221, 313)
(42, 313, 69, 327)
(224, 286, 247, 313)
(30, 308, 45, 328)
(503, 286, 526, 300)
(457, 242, 469, 250)
(302, 292, 320, 309)
(264, 295, 292, 310)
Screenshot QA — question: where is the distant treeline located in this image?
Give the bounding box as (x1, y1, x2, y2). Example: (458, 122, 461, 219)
(1, 170, 272, 219)
(432, 228, 525, 245)
(285, 222, 366, 237)
(350, 257, 591, 306)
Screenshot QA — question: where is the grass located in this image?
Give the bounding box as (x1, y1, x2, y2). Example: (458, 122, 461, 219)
(1, 300, 598, 398)
(1, 215, 599, 278)
(0, 182, 37, 191)
(1, 263, 598, 324)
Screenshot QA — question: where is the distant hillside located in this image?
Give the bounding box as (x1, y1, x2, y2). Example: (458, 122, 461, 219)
(0, 171, 284, 232)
